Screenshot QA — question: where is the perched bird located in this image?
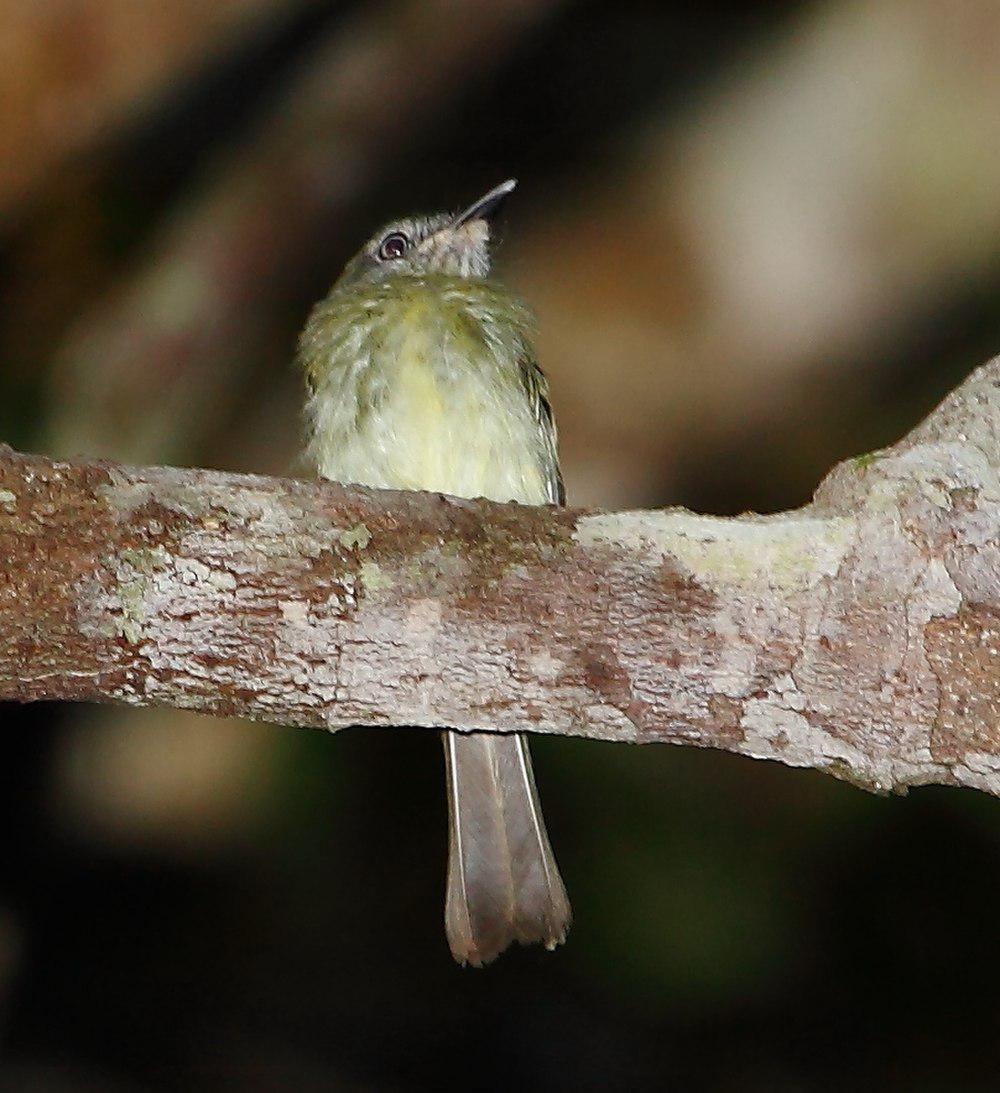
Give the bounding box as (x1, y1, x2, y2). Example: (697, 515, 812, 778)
(297, 180, 571, 966)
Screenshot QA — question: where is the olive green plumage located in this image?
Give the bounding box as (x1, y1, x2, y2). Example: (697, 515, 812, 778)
(296, 180, 570, 967)
(299, 272, 563, 506)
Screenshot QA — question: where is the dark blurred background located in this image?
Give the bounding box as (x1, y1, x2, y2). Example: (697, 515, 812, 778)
(2, 1, 1000, 1089)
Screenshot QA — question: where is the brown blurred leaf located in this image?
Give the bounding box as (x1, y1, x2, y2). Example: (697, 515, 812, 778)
(0, 0, 302, 218)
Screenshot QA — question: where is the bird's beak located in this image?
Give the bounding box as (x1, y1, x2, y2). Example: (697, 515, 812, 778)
(451, 179, 517, 228)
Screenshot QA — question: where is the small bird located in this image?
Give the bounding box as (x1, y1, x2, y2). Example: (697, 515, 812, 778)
(297, 180, 571, 966)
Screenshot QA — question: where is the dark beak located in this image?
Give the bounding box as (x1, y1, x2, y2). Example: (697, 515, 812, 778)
(452, 178, 517, 228)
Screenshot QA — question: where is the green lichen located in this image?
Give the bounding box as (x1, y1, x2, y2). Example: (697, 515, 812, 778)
(359, 560, 393, 594)
(109, 545, 171, 644)
(853, 451, 882, 470)
(119, 545, 171, 572)
(167, 485, 214, 519)
(0, 489, 16, 513)
(339, 523, 371, 551)
(577, 511, 852, 593)
(117, 578, 149, 644)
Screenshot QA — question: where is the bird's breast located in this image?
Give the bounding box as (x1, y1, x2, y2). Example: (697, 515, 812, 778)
(304, 282, 549, 504)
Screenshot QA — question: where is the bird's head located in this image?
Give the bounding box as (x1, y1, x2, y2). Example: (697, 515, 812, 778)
(333, 179, 516, 292)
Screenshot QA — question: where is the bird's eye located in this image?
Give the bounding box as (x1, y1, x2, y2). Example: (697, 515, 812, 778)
(378, 232, 410, 261)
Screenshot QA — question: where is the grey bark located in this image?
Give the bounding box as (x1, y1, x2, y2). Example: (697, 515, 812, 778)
(1, 358, 998, 797)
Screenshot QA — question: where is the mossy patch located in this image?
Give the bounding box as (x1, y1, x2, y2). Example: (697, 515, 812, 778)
(853, 451, 883, 470)
(339, 523, 371, 551)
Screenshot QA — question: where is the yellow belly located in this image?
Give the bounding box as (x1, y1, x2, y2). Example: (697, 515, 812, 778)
(305, 287, 550, 505)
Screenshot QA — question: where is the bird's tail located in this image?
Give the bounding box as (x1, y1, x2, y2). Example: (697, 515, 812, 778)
(443, 729, 570, 967)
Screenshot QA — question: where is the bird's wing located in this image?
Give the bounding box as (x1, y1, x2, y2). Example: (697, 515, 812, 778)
(519, 353, 565, 506)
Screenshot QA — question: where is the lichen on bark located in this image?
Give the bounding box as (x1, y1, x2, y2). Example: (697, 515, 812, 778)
(0, 356, 997, 798)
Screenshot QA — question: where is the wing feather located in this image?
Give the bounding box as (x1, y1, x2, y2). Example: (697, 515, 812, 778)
(518, 353, 564, 506)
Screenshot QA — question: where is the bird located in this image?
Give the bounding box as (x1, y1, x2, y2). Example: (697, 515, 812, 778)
(296, 179, 570, 966)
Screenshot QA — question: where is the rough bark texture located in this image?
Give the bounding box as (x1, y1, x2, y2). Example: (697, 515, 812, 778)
(2, 359, 998, 796)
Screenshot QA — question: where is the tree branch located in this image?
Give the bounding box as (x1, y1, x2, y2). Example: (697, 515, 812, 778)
(2, 359, 998, 797)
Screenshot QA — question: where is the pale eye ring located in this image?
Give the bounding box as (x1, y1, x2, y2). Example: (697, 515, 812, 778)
(378, 232, 410, 261)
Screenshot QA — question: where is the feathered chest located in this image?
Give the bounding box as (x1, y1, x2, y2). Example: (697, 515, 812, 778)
(298, 276, 557, 504)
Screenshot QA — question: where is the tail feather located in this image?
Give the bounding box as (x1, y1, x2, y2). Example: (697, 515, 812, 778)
(443, 730, 570, 967)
